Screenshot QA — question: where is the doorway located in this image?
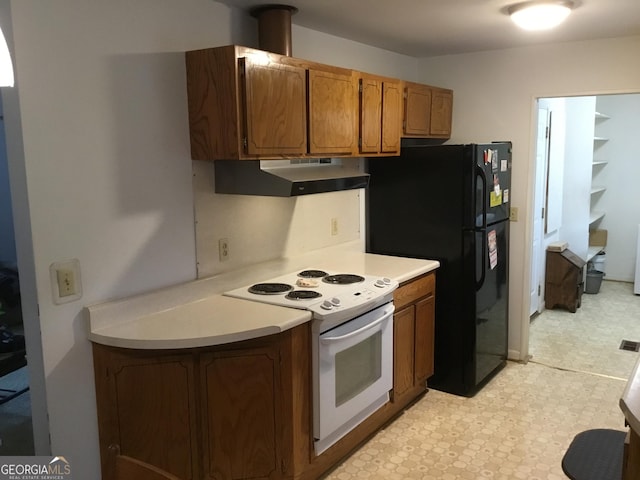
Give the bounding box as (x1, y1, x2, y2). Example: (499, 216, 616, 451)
(529, 92, 640, 363)
(0, 98, 33, 455)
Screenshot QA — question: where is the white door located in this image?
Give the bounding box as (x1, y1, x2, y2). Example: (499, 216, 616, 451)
(530, 107, 550, 315)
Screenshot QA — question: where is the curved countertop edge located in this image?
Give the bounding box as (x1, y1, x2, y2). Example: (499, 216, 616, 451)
(620, 357, 640, 433)
(86, 245, 440, 350)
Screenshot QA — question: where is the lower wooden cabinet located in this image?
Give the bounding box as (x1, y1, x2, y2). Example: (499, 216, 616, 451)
(201, 346, 284, 480)
(392, 272, 436, 405)
(92, 327, 308, 480)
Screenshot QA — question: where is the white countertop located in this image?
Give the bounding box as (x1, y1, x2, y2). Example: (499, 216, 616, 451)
(620, 356, 640, 433)
(86, 241, 440, 350)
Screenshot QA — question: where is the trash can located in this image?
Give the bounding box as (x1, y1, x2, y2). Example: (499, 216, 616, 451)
(585, 270, 605, 294)
(592, 252, 606, 273)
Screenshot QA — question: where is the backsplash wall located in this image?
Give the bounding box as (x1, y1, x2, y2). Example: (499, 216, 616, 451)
(193, 160, 362, 278)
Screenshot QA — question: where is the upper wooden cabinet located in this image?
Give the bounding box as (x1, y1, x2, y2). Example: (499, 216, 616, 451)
(187, 46, 308, 160)
(186, 45, 358, 160)
(359, 75, 403, 155)
(241, 56, 307, 156)
(308, 68, 358, 156)
(186, 45, 453, 160)
(403, 82, 453, 139)
(430, 87, 453, 138)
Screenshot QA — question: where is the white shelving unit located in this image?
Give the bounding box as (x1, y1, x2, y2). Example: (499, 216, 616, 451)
(587, 110, 609, 264)
(590, 111, 609, 229)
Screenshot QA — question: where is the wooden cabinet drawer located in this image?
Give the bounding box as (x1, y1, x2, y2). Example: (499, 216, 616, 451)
(393, 273, 435, 310)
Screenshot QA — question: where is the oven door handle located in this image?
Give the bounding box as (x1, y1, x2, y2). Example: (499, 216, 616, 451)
(320, 307, 394, 344)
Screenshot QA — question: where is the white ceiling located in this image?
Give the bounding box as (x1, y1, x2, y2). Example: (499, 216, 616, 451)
(217, 0, 640, 57)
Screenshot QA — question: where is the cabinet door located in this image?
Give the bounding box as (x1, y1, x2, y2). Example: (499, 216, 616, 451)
(241, 57, 307, 156)
(93, 347, 199, 480)
(381, 81, 403, 153)
(414, 295, 435, 384)
(201, 345, 284, 480)
(359, 77, 382, 154)
(430, 88, 453, 137)
(308, 69, 358, 155)
(403, 84, 432, 136)
(393, 305, 415, 399)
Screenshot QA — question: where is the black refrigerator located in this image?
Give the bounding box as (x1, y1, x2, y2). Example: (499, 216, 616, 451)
(366, 142, 511, 396)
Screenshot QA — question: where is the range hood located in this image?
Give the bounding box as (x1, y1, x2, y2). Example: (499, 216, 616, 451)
(214, 158, 369, 197)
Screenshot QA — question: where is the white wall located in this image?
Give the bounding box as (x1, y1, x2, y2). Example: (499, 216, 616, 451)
(559, 96, 595, 260)
(2, 1, 420, 478)
(594, 94, 640, 281)
(418, 35, 640, 360)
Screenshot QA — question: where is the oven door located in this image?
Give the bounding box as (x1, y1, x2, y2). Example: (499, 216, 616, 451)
(314, 302, 394, 454)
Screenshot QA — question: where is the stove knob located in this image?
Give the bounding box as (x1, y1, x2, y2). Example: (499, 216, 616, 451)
(383, 277, 392, 285)
(331, 297, 341, 306)
(375, 279, 386, 288)
(321, 300, 334, 310)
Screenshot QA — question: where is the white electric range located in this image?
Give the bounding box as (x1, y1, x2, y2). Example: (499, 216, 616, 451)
(224, 268, 398, 454)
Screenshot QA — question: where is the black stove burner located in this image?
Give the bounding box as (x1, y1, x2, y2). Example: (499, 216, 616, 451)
(298, 270, 328, 278)
(248, 283, 293, 295)
(322, 274, 365, 285)
(285, 290, 322, 300)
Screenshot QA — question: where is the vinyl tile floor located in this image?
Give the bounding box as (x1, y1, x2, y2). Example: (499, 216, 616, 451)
(325, 280, 639, 480)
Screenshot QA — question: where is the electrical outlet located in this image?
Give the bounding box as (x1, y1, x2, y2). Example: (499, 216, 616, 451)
(219, 238, 230, 261)
(331, 218, 338, 236)
(56, 269, 76, 297)
(510, 207, 519, 222)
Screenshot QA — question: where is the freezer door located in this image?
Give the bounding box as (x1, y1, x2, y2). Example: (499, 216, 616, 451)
(475, 143, 511, 226)
(475, 220, 509, 385)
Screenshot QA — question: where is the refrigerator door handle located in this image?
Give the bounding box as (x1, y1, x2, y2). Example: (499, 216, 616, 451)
(476, 227, 487, 291)
(475, 165, 488, 229)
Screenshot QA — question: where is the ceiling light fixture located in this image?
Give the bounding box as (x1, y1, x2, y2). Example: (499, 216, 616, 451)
(508, 1, 574, 31)
(0, 26, 14, 87)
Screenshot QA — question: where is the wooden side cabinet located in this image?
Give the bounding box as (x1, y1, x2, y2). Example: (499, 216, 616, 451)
(392, 272, 436, 406)
(545, 248, 586, 313)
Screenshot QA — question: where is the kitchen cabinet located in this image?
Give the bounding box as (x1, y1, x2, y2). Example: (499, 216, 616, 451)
(241, 57, 307, 156)
(358, 75, 403, 155)
(200, 344, 286, 480)
(308, 68, 358, 156)
(186, 45, 358, 160)
(403, 82, 453, 139)
(392, 272, 436, 405)
(186, 45, 454, 161)
(92, 348, 200, 480)
(186, 45, 309, 160)
(92, 326, 309, 480)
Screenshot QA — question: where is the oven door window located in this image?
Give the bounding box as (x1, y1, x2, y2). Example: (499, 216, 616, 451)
(335, 331, 382, 406)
